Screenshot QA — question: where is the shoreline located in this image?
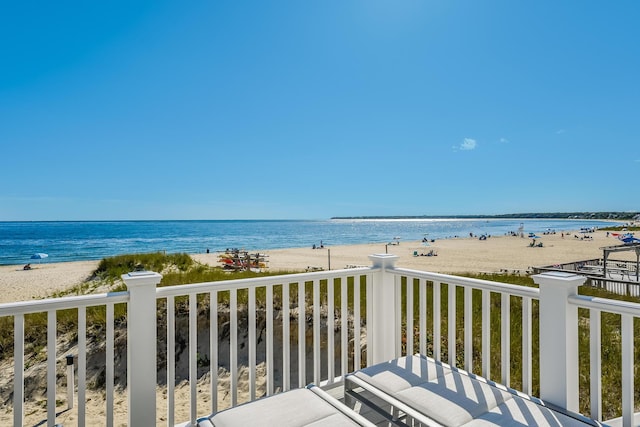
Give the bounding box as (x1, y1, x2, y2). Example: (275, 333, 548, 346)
(2, 228, 636, 304)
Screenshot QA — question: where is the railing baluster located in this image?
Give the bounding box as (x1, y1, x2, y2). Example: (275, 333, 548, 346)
(395, 275, 402, 358)
(47, 310, 56, 426)
(522, 296, 532, 395)
(448, 283, 456, 366)
(354, 276, 361, 371)
(464, 286, 472, 372)
(589, 308, 601, 421)
(282, 283, 290, 391)
(433, 281, 441, 361)
(189, 293, 197, 423)
(366, 273, 373, 367)
(13, 314, 24, 427)
(210, 290, 218, 413)
(298, 281, 306, 387)
(248, 287, 256, 401)
(341, 277, 348, 378)
(621, 314, 633, 427)
(313, 279, 321, 384)
(106, 303, 114, 427)
(230, 289, 238, 405)
(266, 285, 274, 395)
(327, 279, 335, 383)
(78, 307, 86, 427)
(167, 296, 175, 426)
(482, 289, 490, 379)
(406, 277, 414, 357)
(501, 293, 510, 386)
(419, 279, 426, 356)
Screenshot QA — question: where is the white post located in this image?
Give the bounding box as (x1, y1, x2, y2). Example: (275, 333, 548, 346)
(533, 272, 585, 412)
(122, 271, 163, 426)
(368, 254, 399, 364)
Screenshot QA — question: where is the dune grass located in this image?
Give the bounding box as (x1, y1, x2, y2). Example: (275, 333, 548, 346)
(600, 225, 640, 231)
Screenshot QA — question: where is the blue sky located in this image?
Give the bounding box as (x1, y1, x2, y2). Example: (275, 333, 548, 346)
(1, 1, 638, 221)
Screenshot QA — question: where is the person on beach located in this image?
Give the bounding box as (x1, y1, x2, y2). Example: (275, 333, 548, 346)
(23, 263, 31, 270)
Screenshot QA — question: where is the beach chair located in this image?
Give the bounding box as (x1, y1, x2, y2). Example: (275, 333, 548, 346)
(345, 354, 605, 426)
(197, 384, 375, 427)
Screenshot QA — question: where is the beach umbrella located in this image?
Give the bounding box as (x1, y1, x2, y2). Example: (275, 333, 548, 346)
(30, 253, 49, 263)
(621, 237, 640, 244)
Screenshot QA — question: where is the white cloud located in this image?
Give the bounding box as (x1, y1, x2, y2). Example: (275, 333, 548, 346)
(556, 129, 565, 134)
(459, 138, 477, 150)
(499, 137, 509, 143)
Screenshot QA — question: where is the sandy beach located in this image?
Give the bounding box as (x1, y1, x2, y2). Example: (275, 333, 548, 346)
(0, 260, 99, 304)
(1, 229, 636, 304)
(196, 229, 635, 277)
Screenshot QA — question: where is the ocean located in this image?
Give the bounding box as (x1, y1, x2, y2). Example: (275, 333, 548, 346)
(0, 218, 619, 266)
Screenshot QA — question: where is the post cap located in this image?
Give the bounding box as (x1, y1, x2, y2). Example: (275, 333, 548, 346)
(532, 271, 586, 287)
(368, 253, 399, 269)
(121, 271, 163, 288)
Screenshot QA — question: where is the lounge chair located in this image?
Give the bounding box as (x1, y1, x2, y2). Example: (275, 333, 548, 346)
(197, 355, 604, 427)
(198, 384, 375, 427)
(345, 354, 605, 426)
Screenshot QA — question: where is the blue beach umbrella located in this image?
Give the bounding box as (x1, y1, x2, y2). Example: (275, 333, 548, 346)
(30, 253, 49, 263)
(621, 237, 640, 244)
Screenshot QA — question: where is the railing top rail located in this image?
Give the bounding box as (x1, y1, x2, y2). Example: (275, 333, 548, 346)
(155, 266, 377, 298)
(568, 294, 640, 317)
(390, 267, 540, 299)
(0, 291, 129, 317)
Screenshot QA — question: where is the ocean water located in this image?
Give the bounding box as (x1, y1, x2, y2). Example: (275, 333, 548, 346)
(0, 218, 619, 266)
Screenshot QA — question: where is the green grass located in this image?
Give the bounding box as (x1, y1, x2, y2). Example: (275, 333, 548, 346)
(600, 225, 640, 232)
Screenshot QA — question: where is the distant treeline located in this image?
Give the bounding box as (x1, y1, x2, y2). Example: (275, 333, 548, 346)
(332, 212, 640, 221)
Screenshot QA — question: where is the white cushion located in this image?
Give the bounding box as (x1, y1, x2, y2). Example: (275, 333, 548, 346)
(209, 388, 362, 427)
(461, 397, 591, 426)
(394, 371, 514, 425)
(352, 355, 597, 427)
(353, 354, 446, 394)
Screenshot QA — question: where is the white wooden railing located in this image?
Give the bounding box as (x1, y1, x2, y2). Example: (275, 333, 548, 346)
(1, 292, 129, 427)
(152, 267, 373, 426)
(1, 254, 640, 426)
(386, 266, 539, 393)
